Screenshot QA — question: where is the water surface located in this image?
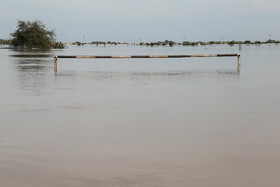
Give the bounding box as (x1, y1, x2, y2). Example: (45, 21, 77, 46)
(0, 45, 280, 187)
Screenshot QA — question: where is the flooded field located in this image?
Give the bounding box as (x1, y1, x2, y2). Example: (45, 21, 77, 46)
(0, 45, 280, 187)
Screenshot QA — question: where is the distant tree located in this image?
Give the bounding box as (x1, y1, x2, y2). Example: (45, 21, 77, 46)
(10, 20, 55, 50)
(244, 40, 251, 44)
(0, 39, 11, 45)
(74, 41, 82, 46)
(227, 40, 236, 46)
(265, 39, 279, 44)
(53, 42, 65, 49)
(254, 41, 261, 45)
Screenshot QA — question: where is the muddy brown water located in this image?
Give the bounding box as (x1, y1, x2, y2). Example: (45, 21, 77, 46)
(0, 45, 280, 187)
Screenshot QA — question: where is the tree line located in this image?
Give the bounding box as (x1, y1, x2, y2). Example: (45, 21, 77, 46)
(1, 20, 279, 50)
(70, 39, 280, 47)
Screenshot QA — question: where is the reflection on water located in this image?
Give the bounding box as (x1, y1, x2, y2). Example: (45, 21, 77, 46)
(4, 50, 54, 96)
(0, 46, 280, 187)
(56, 70, 240, 79)
(14, 57, 51, 95)
(10, 54, 52, 58)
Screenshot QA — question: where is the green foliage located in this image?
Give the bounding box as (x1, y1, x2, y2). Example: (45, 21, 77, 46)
(139, 40, 176, 47)
(53, 42, 65, 49)
(64, 39, 280, 48)
(10, 20, 55, 50)
(91, 41, 106, 46)
(108, 41, 118, 45)
(72, 41, 128, 46)
(107, 41, 118, 45)
(265, 39, 280, 44)
(254, 41, 261, 45)
(0, 39, 11, 45)
(76, 42, 82, 46)
(182, 41, 191, 46)
(74, 41, 82, 46)
(227, 40, 237, 45)
(168, 40, 175, 47)
(244, 40, 251, 44)
(198, 41, 207, 45)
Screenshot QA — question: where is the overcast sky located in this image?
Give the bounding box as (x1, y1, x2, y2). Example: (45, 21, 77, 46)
(0, 0, 279, 42)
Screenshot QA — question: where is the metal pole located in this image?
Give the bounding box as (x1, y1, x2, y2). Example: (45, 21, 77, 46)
(56, 54, 239, 59)
(237, 55, 241, 72)
(54, 56, 57, 73)
(54, 54, 240, 72)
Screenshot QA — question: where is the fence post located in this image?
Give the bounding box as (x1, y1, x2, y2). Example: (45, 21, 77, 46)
(237, 55, 241, 72)
(54, 56, 57, 73)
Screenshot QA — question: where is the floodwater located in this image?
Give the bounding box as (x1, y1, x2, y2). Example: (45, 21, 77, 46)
(0, 45, 280, 187)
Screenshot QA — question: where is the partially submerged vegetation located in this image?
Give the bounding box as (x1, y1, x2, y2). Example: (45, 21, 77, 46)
(10, 20, 55, 50)
(142, 40, 280, 46)
(6, 20, 65, 50)
(72, 41, 129, 46)
(2, 36, 279, 49)
(70, 39, 280, 47)
(0, 39, 11, 45)
(52, 42, 65, 49)
(1, 20, 279, 49)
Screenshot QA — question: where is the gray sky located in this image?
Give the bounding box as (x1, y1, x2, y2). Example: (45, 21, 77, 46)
(1, 0, 279, 42)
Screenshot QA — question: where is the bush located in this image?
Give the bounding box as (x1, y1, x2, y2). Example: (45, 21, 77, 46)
(244, 40, 251, 44)
(227, 40, 236, 45)
(0, 39, 11, 45)
(53, 42, 65, 49)
(254, 41, 261, 45)
(10, 20, 55, 50)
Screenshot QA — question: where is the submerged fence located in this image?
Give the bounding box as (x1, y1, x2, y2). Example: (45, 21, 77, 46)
(54, 54, 241, 72)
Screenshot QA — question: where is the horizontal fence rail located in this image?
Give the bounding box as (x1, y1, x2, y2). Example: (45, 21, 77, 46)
(54, 54, 240, 72)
